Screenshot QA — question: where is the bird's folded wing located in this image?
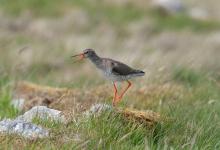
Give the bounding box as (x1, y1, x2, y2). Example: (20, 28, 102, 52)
(111, 62, 135, 76)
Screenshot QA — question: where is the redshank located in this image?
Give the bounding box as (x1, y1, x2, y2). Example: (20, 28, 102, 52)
(72, 49, 145, 106)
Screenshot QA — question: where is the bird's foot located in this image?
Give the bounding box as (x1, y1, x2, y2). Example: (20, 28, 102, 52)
(112, 96, 122, 107)
(116, 96, 122, 101)
(112, 101, 116, 107)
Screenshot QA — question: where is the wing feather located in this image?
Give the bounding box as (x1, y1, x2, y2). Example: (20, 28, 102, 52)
(111, 61, 136, 76)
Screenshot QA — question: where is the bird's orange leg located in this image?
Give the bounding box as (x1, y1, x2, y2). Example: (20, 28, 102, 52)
(115, 80, 132, 103)
(112, 82, 118, 106)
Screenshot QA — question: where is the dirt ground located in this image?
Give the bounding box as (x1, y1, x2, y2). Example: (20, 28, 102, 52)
(13, 81, 162, 126)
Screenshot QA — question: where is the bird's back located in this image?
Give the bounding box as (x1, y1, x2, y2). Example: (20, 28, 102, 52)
(100, 58, 145, 81)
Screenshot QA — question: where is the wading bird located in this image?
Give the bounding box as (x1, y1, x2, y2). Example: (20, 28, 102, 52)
(72, 49, 145, 106)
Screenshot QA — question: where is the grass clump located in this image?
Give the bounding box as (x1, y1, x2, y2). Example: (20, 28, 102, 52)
(76, 111, 148, 149)
(0, 76, 18, 118)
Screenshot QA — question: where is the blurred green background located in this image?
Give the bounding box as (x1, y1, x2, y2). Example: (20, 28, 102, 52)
(0, 0, 220, 87)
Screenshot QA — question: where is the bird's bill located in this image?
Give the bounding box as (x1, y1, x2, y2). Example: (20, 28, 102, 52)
(71, 53, 85, 62)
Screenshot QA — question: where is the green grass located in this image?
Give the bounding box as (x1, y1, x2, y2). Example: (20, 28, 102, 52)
(0, 76, 18, 119)
(173, 67, 206, 86)
(0, 69, 220, 149)
(0, 0, 70, 17)
(0, 0, 145, 26)
(67, 111, 149, 149)
(150, 11, 220, 32)
(1, 0, 220, 32)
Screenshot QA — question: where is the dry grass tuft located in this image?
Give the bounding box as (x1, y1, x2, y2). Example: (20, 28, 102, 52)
(117, 108, 161, 126)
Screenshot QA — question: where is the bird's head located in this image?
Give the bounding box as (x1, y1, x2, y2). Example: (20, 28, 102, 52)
(72, 48, 96, 61)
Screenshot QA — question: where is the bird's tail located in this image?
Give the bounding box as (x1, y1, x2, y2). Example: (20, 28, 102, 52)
(133, 70, 145, 76)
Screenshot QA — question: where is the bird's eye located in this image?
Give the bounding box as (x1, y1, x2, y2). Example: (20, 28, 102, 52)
(84, 51, 88, 54)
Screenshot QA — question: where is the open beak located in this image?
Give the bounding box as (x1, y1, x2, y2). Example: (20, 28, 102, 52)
(71, 53, 85, 62)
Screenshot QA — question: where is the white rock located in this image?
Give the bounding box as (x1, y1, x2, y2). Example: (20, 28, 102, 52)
(152, 0, 185, 14)
(83, 103, 112, 117)
(11, 98, 25, 111)
(208, 99, 216, 105)
(16, 106, 67, 123)
(0, 119, 48, 139)
(188, 7, 209, 21)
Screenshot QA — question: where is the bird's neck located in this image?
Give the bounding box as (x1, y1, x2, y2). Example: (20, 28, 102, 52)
(88, 53, 102, 68)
